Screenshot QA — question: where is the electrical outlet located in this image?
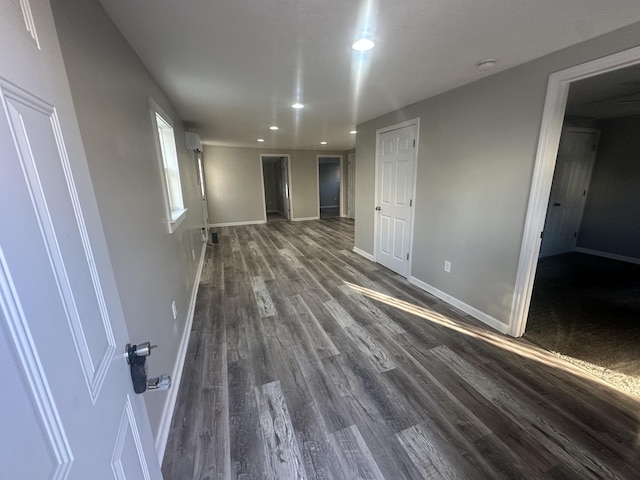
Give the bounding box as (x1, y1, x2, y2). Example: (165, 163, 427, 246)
(171, 300, 177, 320)
(444, 260, 451, 273)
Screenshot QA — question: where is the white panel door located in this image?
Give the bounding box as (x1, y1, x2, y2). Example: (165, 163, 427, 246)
(540, 128, 600, 257)
(375, 124, 417, 275)
(0, 1, 161, 479)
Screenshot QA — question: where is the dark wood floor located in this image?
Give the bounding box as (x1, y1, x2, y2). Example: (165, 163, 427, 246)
(162, 218, 640, 480)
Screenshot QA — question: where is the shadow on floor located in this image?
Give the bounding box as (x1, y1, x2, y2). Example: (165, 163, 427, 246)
(525, 252, 640, 398)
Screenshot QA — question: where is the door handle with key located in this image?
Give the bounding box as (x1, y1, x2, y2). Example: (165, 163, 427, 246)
(125, 342, 171, 393)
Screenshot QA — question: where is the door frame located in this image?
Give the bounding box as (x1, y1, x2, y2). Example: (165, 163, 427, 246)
(539, 126, 600, 258)
(316, 154, 344, 218)
(509, 45, 640, 337)
(259, 153, 292, 222)
(373, 118, 420, 278)
(348, 152, 356, 219)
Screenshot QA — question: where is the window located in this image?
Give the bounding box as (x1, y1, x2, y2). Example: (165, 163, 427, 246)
(150, 99, 186, 233)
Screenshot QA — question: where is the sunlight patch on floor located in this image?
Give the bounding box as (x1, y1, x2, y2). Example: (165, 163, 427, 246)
(344, 282, 636, 396)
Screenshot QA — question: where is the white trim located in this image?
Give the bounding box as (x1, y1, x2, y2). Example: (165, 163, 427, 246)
(352, 247, 374, 262)
(210, 220, 266, 227)
(373, 118, 420, 278)
(409, 276, 510, 335)
(259, 155, 267, 223)
(155, 241, 207, 462)
(340, 155, 345, 217)
(509, 45, 640, 338)
(292, 216, 320, 222)
(574, 247, 640, 266)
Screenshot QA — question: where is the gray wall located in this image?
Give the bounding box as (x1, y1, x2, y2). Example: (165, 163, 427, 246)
(578, 115, 640, 258)
(319, 161, 341, 207)
(204, 146, 348, 223)
(52, 0, 204, 436)
(355, 22, 640, 325)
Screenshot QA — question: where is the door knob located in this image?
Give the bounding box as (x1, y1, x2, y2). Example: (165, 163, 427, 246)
(125, 342, 171, 394)
(553, 202, 562, 207)
(375, 206, 381, 211)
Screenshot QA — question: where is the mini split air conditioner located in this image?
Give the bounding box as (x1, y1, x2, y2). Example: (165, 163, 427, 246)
(185, 131, 202, 153)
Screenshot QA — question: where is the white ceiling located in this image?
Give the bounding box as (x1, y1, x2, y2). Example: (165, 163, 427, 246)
(97, 0, 640, 150)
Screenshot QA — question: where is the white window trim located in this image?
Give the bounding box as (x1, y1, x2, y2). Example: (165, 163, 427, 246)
(149, 98, 187, 233)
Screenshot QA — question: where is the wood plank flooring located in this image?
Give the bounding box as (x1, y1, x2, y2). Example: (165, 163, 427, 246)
(162, 218, 640, 480)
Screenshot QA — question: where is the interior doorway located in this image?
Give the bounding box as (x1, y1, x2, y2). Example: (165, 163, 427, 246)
(260, 154, 291, 223)
(317, 155, 344, 218)
(510, 47, 640, 398)
(511, 45, 640, 337)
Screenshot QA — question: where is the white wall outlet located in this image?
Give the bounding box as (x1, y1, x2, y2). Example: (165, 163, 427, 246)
(171, 300, 177, 320)
(444, 260, 451, 273)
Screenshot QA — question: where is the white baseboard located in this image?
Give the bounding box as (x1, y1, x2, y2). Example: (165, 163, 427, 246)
(574, 247, 640, 266)
(408, 276, 510, 335)
(292, 216, 320, 222)
(352, 247, 374, 262)
(155, 241, 207, 462)
(210, 220, 266, 227)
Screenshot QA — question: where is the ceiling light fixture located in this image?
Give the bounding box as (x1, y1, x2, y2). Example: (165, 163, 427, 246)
(257, 138, 265, 142)
(291, 103, 304, 109)
(476, 58, 497, 71)
(320, 141, 327, 145)
(352, 38, 375, 52)
(350, 130, 357, 134)
(269, 125, 279, 130)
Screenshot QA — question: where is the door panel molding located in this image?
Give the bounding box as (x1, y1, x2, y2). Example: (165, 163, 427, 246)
(2, 79, 115, 400)
(373, 118, 419, 277)
(0, 247, 73, 480)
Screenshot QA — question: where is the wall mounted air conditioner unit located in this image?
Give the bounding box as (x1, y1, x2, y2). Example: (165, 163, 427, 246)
(185, 131, 202, 153)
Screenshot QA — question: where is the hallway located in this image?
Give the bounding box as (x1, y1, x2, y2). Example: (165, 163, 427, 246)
(163, 220, 640, 479)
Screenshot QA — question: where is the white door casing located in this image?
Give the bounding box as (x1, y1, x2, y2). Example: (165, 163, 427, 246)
(348, 153, 355, 219)
(509, 45, 640, 337)
(374, 121, 418, 277)
(540, 128, 599, 257)
(281, 157, 291, 220)
(197, 151, 210, 238)
(0, 1, 161, 479)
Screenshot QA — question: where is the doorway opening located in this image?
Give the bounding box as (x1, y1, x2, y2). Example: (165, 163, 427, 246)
(317, 155, 344, 219)
(260, 155, 291, 223)
(511, 46, 640, 398)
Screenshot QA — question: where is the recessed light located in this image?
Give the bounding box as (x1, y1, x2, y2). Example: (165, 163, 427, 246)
(257, 138, 265, 142)
(291, 103, 304, 109)
(476, 58, 497, 71)
(352, 38, 375, 51)
(350, 130, 357, 134)
(320, 141, 327, 145)
(269, 125, 279, 130)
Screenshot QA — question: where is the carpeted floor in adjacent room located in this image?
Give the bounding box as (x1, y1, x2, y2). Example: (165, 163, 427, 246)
(525, 252, 640, 398)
